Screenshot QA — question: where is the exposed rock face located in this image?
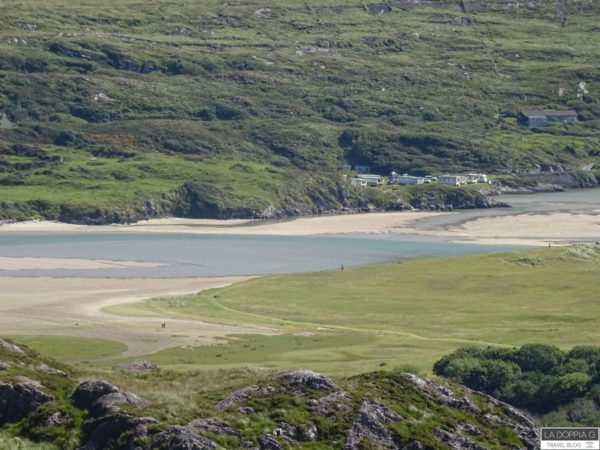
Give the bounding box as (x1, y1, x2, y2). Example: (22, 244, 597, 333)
(275, 370, 337, 392)
(405, 373, 480, 413)
(116, 359, 160, 372)
(434, 426, 487, 449)
(463, 387, 539, 449)
(0, 380, 53, 425)
(152, 425, 221, 450)
(273, 421, 318, 443)
(307, 390, 354, 417)
(40, 411, 72, 428)
(0, 360, 11, 371)
(72, 380, 148, 416)
(344, 399, 404, 450)
(78, 414, 156, 450)
(72, 380, 119, 409)
(257, 435, 283, 450)
(217, 384, 276, 410)
(0, 338, 25, 355)
(92, 391, 149, 414)
(188, 417, 238, 436)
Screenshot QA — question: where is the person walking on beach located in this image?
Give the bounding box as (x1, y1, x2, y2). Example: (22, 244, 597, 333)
(161, 320, 166, 329)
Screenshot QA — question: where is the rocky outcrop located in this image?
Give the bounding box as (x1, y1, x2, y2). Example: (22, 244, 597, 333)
(0, 380, 53, 425)
(152, 425, 221, 450)
(275, 370, 337, 393)
(91, 391, 149, 415)
(344, 399, 404, 450)
(72, 380, 148, 415)
(34, 363, 67, 377)
(272, 421, 318, 444)
(78, 414, 156, 450)
(405, 373, 481, 413)
(217, 384, 276, 410)
(0, 360, 11, 370)
(307, 390, 354, 417)
(116, 359, 160, 372)
(0, 338, 26, 355)
(434, 426, 487, 449)
(188, 417, 238, 436)
(72, 381, 119, 410)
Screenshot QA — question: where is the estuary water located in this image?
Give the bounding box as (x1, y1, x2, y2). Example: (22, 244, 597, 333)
(0, 233, 521, 278)
(0, 188, 597, 278)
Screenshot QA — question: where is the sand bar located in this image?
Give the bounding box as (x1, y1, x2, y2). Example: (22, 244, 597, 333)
(1, 208, 599, 246)
(0, 257, 165, 271)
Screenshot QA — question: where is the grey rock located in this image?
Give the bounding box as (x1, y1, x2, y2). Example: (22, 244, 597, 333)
(217, 384, 275, 410)
(309, 390, 354, 417)
(152, 425, 221, 450)
(470, 389, 539, 449)
(78, 414, 156, 450)
(35, 363, 67, 377)
(258, 435, 283, 450)
(344, 399, 404, 450)
(92, 391, 149, 414)
(72, 381, 119, 409)
(188, 417, 238, 436)
(434, 426, 487, 449)
(0, 338, 25, 355)
(13, 376, 44, 389)
(238, 406, 255, 415)
(457, 422, 483, 436)
(275, 370, 336, 392)
(117, 359, 160, 372)
(405, 373, 480, 413)
(0, 380, 53, 425)
(41, 411, 72, 428)
(0, 360, 11, 371)
(273, 421, 318, 443)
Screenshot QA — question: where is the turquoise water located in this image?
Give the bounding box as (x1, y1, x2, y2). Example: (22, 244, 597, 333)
(0, 233, 522, 278)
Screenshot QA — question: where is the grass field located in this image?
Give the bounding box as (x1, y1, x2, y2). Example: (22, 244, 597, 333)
(102, 244, 600, 374)
(9, 335, 127, 364)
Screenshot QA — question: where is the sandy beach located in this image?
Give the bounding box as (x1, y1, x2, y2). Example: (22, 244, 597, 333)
(0, 276, 273, 357)
(1, 209, 599, 246)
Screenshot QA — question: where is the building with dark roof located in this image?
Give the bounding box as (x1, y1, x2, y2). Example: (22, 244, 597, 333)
(520, 109, 577, 127)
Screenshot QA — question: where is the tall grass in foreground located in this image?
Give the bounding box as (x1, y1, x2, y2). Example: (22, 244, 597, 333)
(0, 433, 57, 450)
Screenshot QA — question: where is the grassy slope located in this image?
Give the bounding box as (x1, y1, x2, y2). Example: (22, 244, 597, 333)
(101, 244, 600, 374)
(0, 341, 532, 449)
(0, 0, 599, 219)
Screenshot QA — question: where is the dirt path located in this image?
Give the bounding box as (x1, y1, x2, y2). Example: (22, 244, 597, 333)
(0, 277, 275, 356)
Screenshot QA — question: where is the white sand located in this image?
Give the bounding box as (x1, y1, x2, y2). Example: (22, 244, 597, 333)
(0, 212, 440, 236)
(1, 209, 598, 246)
(441, 211, 600, 246)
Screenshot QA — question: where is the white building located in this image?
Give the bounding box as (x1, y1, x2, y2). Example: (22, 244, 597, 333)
(357, 174, 384, 186)
(390, 174, 425, 185)
(438, 175, 467, 186)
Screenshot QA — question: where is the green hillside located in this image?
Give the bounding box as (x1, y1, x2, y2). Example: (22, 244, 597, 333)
(0, 338, 539, 449)
(1, 0, 599, 221)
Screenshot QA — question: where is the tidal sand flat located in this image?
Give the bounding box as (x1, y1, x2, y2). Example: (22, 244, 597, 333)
(0, 276, 269, 357)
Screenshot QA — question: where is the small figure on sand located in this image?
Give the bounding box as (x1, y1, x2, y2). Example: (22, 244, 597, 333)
(161, 320, 166, 329)
(341, 264, 344, 271)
